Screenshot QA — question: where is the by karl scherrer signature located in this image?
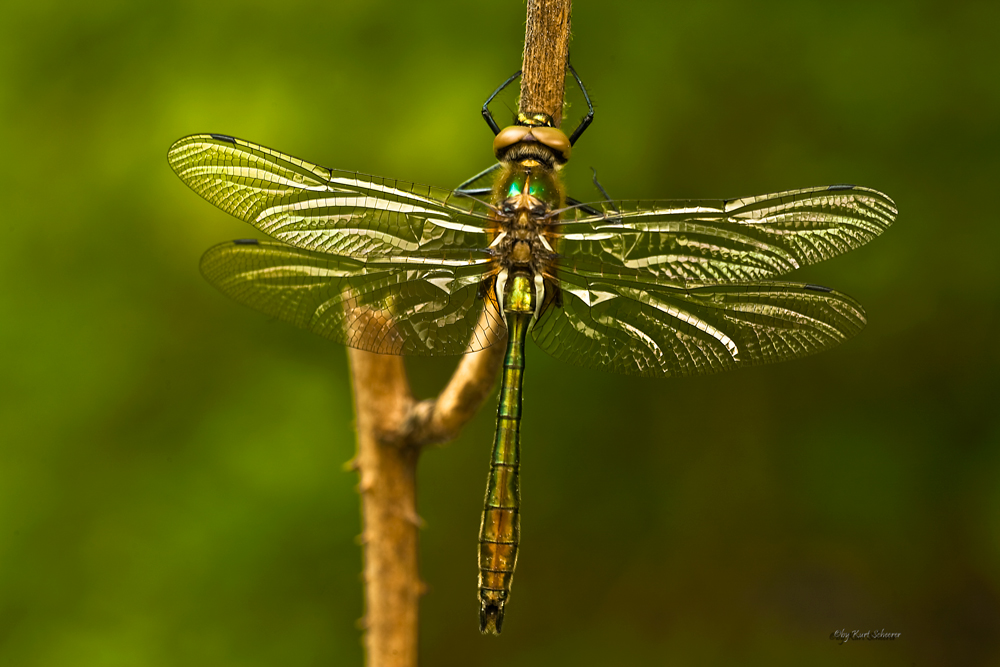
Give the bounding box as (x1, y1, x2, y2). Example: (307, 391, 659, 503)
(830, 629, 901, 644)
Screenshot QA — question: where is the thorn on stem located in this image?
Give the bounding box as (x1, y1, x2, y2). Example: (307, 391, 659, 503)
(404, 510, 426, 528)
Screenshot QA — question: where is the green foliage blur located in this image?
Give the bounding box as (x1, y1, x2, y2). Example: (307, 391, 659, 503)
(2, 1, 998, 665)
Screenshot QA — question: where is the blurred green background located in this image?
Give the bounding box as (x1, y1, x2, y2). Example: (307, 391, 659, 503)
(2, 0, 998, 665)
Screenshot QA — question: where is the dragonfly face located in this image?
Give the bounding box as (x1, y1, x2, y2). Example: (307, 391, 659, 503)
(168, 68, 896, 636)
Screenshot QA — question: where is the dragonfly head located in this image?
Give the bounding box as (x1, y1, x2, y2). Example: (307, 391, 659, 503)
(493, 124, 571, 168)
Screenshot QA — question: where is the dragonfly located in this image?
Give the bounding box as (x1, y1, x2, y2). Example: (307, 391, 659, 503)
(168, 67, 896, 635)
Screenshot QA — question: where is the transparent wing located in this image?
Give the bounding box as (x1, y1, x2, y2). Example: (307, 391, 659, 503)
(201, 240, 504, 355)
(552, 185, 896, 285)
(531, 275, 866, 377)
(169, 134, 496, 261)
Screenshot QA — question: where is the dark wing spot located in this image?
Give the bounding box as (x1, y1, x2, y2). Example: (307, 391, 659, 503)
(210, 134, 237, 143)
(233, 239, 259, 245)
(804, 284, 833, 293)
(827, 184, 855, 191)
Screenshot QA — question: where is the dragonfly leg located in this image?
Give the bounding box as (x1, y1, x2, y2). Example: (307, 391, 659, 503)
(563, 168, 619, 219)
(590, 167, 613, 203)
(482, 70, 522, 136)
(591, 167, 621, 217)
(482, 63, 594, 144)
(455, 162, 502, 197)
(566, 63, 595, 146)
(563, 197, 604, 217)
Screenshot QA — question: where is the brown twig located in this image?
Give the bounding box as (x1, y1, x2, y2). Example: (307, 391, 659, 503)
(349, 1, 571, 665)
(349, 340, 503, 667)
(521, 0, 572, 127)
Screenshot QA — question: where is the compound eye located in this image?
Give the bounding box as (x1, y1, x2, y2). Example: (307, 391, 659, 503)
(493, 126, 532, 158)
(531, 127, 571, 163)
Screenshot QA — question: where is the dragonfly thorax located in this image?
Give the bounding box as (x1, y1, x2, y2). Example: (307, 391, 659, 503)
(492, 165, 562, 274)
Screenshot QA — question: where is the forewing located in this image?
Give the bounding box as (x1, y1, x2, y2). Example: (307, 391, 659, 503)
(168, 134, 495, 261)
(531, 276, 866, 377)
(552, 185, 896, 285)
(201, 240, 505, 355)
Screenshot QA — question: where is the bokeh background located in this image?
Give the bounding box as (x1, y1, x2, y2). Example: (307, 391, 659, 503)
(2, 1, 998, 665)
